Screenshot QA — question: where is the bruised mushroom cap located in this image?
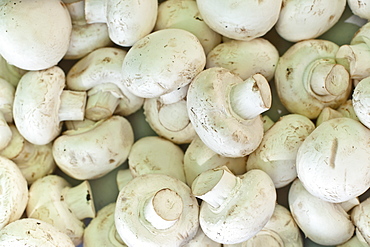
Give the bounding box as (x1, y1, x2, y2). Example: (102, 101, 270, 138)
(0, 0, 72, 70)
(122, 28, 206, 98)
(0, 218, 74, 247)
(196, 0, 282, 41)
(296, 117, 370, 203)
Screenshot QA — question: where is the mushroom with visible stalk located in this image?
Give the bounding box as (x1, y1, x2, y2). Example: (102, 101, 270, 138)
(0, 218, 75, 247)
(348, 0, 370, 20)
(187, 67, 271, 157)
(0, 156, 28, 230)
(84, 0, 158, 47)
(275, 0, 346, 42)
(53, 115, 134, 180)
(27, 174, 95, 246)
(0, 54, 26, 87)
(155, 0, 221, 54)
(84, 203, 126, 247)
(296, 117, 370, 203)
(115, 173, 199, 246)
(196, 0, 282, 41)
(206, 38, 280, 82)
(288, 178, 354, 246)
(351, 197, 370, 245)
(13, 66, 86, 145)
(122, 28, 206, 99)
(128, 136, 186, 183)
(192, 166, 276, 244)
(0, 78, 15, 150)
(246, 114, 316, 189)
(274, 39, 352, 119)
(352, 76, 370, 128)
(0, 0, 72, 70)
(67, 47, 143, 121)
(0, 124, 55, 185)
(184, 135, 247, 186)
(63, 0, 112, 60)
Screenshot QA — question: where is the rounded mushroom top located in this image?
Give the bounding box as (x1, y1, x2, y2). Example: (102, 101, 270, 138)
(0, 0, 72, 70)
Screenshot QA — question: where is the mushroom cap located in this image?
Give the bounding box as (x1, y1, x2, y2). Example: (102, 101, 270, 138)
(296, 118, 370, 203)
(0, 156, 28, 230)
(351, 197, 370, 244)
(122, 28, 206, 98)
(115, 173, 199, 247)
(275, 0, 346, 42)
(0, 0, 72, 70)
(0, 218, 74, 247)
(353, 76, 370, 128)
(0, 78, 14, 122)
(348, 0, 370, 20)
(196, 0, 282, 41)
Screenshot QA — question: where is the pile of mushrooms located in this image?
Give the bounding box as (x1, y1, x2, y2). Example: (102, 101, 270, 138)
(0, 0, 369, 246)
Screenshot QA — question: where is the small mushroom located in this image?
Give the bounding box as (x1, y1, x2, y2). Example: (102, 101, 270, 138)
(315, 106, 344, 126)
(352, 76, 370, 128)
(187, 67, 271, 157)
(351, 197, 370, 245)
(275, 0, 346, 42)
(122, 28, 206, 98)
(0, 156, 28, 230)
(53, 115, 134, 180)
(27, 174, 95, 245)
(192, 166, 276, 244)
(0, 0, 72, 70)
(296, 118, 370, 203)
(115, 173, 199, 246)
(196, 0, 282, 41)
(0, 218, 74, 247)
(274, 39, 352, 119)
(84, 0, 158, 46)
(348, 0, 370, 20)
(13, 66, 86, 145)
(0, 78, 15, 150)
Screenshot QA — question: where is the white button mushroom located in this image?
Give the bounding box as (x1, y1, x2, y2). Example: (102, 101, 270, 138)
(13, 66, 86, 145)
(116, 168, 133, 191)
(352, 76, 370, 128)
(0, 0, 72, 70)
(0, 218, 75, 247)
(183, 227, 221, 247)
(192, 166, 276, 244)
(0, 156, 28, 230)
(296, 117, 370, 203)
(122, 28, 206, 98)
(84, 0, 158, 47)
(0, 54, 26, 87)
(351, 197, 370, 245)
(115, 173, 199, 246)
(0, 78, 15, 150)
(53, 115, 134, 180)
(315, 106, 344, 126)
(196, 0, 282, 41)
(27, 175, 95, 245)
(337, 99, 360, 121)
(275, 0, 346, 42)
(348, 0, 370, 20)
(187, 67, 271, 157)
(274, 39, 352, 119)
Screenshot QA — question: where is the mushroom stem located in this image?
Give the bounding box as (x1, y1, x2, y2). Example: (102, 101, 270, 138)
(65, 0, 86, 25)
(192, 166, 238, 208)
(336, 43, 370, 80)
(309, 60, 350, 97)
(229, 74, 271, 120)
(143, 188, 183, 230)
(58, 90, 87, 122)
(61, 181, 95, 220)
(85, 0, 108, 23)
(0, 112, 12, 150)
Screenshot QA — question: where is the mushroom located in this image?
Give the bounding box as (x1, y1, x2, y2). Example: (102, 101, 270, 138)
(184, 135, 247, 186)
(296, 117, 370, 203)
(315, 106, 344, 126)
(0, 54, 26, 87)
(348, 0, 370, 20)
(84, 203, 126, 247)
(128, 136, 186, 183)
(352, 76, 370, 128)
(187, 67, 271, 157)
(206, 38, 280, 82)
(288, 178, 354, 246)
(67, 47, 143, 121)
(274, 39, 352, 119)
(0, 78, 15, 150)
(196, 0, 282, 41)
(275, 0, 346, 42)
(27, 174, 95, 245)
(351, 197, 370, 245)
(13, 66, 86, 145)
(0, 218, 75, 247)
(337, 99, 359, 121)
(0, 0, 72, 70)
(84, 0, 158, 47)
(0, 156, 28, 230)
(155, 0, 222, 54)
(338, 234, 370, 247)
(184, 227, 221, 247)
(122, 28, 206, 98)
(115, 173, 199, 246)
(246, 114, 316, 189)
(116, 169, 133, 191)
(192, 166, 276, 244)
(53, 115, 134, 180)
(63, 0, 112, 60)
